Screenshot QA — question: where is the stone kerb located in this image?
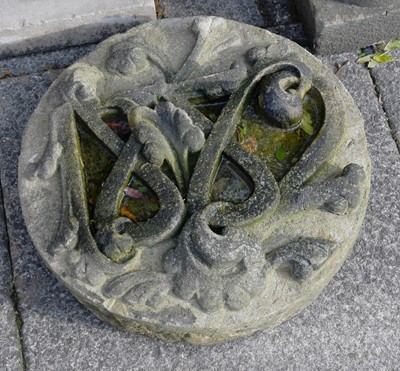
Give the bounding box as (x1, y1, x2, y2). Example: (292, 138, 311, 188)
(0, 0, 156, 58)
(296, 0, 400, 54)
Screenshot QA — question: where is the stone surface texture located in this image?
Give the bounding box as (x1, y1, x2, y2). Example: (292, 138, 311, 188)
(1, 48, 399, 369)
(370, 50, 400, 149)
(0, 187, 23, 370)
(296, 0, 400, 54)
(159, 0, 307, 43)
(257, 0, 299, 27)
(0, 0, 156, 58)
(0, 44, 97, 78)
(18, 17, 370, 344)
(0, 1, 399, 369)
(160, 0, 265, 26)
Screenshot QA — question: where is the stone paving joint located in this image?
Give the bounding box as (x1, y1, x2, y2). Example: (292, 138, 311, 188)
(0, 177, 26, 370)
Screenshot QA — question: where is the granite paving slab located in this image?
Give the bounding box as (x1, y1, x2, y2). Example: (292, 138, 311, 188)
(0, 185, 23, 370)
(159, 0, 300, 28)
(368, 50, 400, 151)
(295, 0, 400, 55)
(0, 44, 97, 79)
(159, 0, 265, 26)
(267, 23, 307, 45)
(256, 0, 299, 27)
(256, 0, 306, 44)
(159, 0, 306, 43)
(319, 53, 400, 367)
(0, 44, 399, 369)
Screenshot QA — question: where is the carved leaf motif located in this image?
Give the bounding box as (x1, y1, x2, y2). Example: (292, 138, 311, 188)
(25, 105, 67, 180)
(155, 101, 205, 184)
(103, 271, 170, 308)
(134, 119, 174, 166)
(266, 238, 337, 280)
(295, 163, 366, 215)
(130, 114, 186, 191)
(164, 204, 267, 313)
(64, 65, 104, 103)
(130, 102, 205, 189)
(60, 250, 107, 285)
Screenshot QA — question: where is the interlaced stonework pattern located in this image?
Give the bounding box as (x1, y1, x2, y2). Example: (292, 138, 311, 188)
(19, 17, 371, 343)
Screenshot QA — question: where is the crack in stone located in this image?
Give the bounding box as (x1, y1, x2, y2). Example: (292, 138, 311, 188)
(368, 69, 400, 156)
(0, 173, 27, 371)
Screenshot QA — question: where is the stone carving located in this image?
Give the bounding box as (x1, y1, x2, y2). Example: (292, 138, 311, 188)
(19, 17, 371, 343)
(296, 0, 400, 54)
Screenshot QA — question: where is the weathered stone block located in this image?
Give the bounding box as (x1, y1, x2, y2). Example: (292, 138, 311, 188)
(18, 17, 371, 343)
(0, 0, 156, 58)
(160, 0, 265, 26)
(296, 0, 400, 54)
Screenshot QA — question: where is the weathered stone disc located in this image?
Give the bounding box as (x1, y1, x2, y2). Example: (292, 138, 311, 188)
(19, 17, 371, 344)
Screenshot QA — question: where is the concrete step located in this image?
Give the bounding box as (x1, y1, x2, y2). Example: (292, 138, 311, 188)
(0, 0, 156, 58)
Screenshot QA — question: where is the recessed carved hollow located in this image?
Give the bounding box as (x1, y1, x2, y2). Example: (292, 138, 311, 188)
(19, 17, 371, 343)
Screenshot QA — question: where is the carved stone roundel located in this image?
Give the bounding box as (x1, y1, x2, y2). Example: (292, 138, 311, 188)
(19, 17, 371, 343)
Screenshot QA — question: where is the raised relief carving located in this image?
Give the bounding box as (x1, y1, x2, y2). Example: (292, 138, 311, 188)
(19, 17, 371, 343)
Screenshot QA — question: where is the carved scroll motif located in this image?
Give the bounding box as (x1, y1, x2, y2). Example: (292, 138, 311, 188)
(20, 18, 370, 339)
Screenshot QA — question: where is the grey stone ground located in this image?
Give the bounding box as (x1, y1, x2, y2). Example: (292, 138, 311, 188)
(0, 1, 399, 370)
(0, 186, 23, 370)
(0, 0, 155, 58)
(296, 0, 400, 54)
